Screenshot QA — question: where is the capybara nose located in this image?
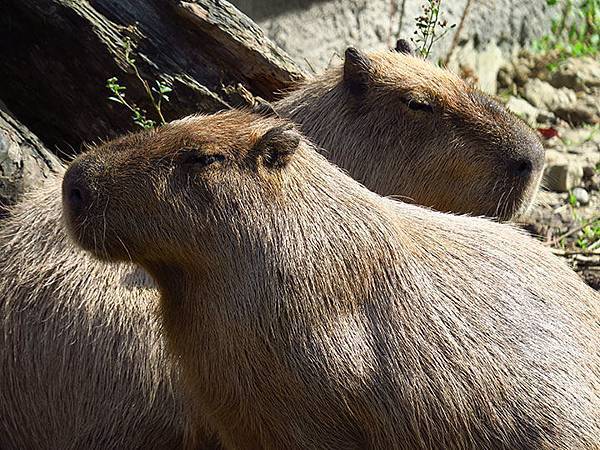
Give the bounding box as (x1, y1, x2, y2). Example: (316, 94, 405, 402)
(62, 163, 93, 216)
(509, 158, 534, 178)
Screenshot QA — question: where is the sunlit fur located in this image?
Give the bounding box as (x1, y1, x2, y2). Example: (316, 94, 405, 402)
(66, 110, 599, 450)
(1, 50, 545, 448)
(276, 50, 545, 220)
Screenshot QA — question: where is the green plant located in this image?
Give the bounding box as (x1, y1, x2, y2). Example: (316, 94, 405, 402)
(411, 0, 455, 58)
(568, 190, 579, 207)
(532, 0, 599, 64)
(575, 220, 600, 249)
(106, 38, 172, 129)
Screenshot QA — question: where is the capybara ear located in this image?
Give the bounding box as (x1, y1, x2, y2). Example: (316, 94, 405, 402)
(343, 47, 373, 95)
(251, 97, 280, 118)
(394, 39, 414, 55)
(254, 125, 300, 169)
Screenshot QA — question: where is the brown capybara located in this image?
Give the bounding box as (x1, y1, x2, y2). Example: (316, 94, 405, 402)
(276, 44, 545, 220)
(0, 44, 544, 448)
(63, 110, 600, 450)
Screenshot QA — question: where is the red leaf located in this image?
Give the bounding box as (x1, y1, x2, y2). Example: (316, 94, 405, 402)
(537, 127, 559, 139)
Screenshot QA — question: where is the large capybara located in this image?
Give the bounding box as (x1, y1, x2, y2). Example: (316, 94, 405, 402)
(63, 110, 599, 450)
(0, 45, 545, 448)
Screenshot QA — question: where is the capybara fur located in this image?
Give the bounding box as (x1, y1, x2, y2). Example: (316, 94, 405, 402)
(276, 45, 545, 220)
(1, 46, 545, 448)
(0, 181, 215, 449)
(64, 110, 600, 450)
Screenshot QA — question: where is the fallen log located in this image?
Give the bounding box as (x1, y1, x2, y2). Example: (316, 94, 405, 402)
(0, 0, 306, 153)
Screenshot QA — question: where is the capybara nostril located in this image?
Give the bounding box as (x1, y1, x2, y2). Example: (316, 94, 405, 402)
(67, 186, 84, 210)
(62, 163, 93, 216)
(510, 158, 534, 178)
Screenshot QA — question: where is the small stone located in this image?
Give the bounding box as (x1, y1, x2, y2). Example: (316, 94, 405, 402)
(536, 110, 557, 125)
(544, 163, 584, 192)
(523, 78, 576, 112)
(583, 166, 596, 179)
(571, 187, 590, 206)
(553, 93, 600, 126)
(505, 96, 542, 125)
(550, 56, 600, 91)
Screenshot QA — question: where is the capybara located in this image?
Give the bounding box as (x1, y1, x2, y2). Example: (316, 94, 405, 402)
(64, 110, 600, 450)
(0, 45, 545, 448)
(276, 44, 545, 220)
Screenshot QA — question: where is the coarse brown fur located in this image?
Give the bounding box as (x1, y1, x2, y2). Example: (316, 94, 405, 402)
(276, 48, 545, 219)
(64, 110, 600, 450)
(0, 47, 544, 448)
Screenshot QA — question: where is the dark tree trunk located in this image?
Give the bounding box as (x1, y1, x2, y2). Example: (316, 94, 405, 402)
(0, 0, 305, 155)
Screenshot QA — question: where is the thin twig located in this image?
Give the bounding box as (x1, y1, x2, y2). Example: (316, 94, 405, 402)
(551, 248, 600, 256)
(125, 39, 166, 125)
(443, 0, 474, 65)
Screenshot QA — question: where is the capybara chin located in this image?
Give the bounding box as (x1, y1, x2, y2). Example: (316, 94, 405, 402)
(64, 110, 599, 450)
(276, 44, 545, 220)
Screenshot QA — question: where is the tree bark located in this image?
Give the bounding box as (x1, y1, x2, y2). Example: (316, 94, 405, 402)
(0, 0, 306, 154)
(0, 103, 64, 213)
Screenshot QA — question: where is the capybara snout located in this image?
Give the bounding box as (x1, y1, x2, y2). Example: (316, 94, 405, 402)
(62, 154, 105, 223)
(63, 161, 92, 216)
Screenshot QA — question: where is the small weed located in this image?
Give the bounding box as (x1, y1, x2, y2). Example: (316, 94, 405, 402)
(568, 190, 579, 207)
(575, 220, 600, 249)
(411, 0, 456, 58)
(106, 38, 172, 129)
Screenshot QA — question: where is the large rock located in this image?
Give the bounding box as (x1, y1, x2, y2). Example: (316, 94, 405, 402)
(554, 93, 600, 126)
(0, 105, 63, 210)
(543, 147, 600, 192)
(231, 0, 557, 72)
(505, 96, 550, 125)
(447, 41, 505, 94)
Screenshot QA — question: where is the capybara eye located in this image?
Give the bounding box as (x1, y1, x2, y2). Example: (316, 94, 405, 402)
(180, 152, 225, 168)
(402, 96, 433, 113)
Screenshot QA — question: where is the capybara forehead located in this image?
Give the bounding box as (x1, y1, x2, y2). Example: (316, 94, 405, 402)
(96, 111, 290, 159)
(367, 51, 483, 110)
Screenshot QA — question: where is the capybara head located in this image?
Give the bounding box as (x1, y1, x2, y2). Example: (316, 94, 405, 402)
(62, 111, 303, 264)
(276, 44, 545, 220)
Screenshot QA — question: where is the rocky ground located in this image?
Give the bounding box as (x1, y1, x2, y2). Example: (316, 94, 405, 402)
(496, 53, 600, 289)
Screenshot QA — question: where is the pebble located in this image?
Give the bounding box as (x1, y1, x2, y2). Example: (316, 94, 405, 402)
(572, 187, 590, 206)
